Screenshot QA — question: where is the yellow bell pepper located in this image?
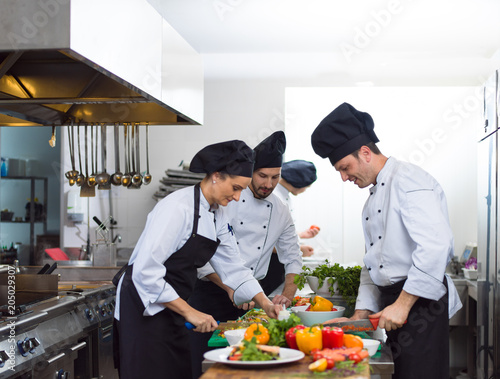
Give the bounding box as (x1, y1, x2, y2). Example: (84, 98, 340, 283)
(311, 295, 333, 312)
(243, 323, 270, 345)
(295, 326, 323, 355)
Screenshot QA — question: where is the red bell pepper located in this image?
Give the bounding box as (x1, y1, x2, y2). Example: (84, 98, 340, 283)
(285, 325, 306, 350)
(322, 326, 344, 349)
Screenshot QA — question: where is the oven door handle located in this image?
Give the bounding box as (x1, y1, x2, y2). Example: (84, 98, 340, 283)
(47, 352, 65, 364)
(70, 341, 87, 351)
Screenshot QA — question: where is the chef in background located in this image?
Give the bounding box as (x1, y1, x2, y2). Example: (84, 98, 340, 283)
(312, 103, 461, 379)
(274, 159, 320, 257)
(189, 131, 303, 379)
(113, 140, 281, 379)
(260, 159, 320, 298)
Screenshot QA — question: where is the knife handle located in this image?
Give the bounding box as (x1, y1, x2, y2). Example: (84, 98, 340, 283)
(369, 317, 407, 330)
(369, 317, 380, 330)
(185, 321, 220, 330)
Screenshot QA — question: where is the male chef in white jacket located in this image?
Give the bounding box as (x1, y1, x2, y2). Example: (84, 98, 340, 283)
(188, 131, 303, 379)
(312, 103, 461, 379)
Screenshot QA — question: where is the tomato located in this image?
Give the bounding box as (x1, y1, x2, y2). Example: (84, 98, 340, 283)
(348, 353, 362, 364)
(309, 225, 320, 230)
(305, 305, 312, 312)
(325, 357, 335, 369)
(308, 358, 327, 373)
(312, 351, 323, 361)
(228, 353, 242, 361)
(332, 308, 337, 311)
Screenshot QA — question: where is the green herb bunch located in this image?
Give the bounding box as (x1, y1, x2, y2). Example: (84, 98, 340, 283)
(293, 260, 362, 308)
(266, 313, 301, 347)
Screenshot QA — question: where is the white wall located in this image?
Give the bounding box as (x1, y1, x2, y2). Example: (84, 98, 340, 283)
(61, 81, 479, 269)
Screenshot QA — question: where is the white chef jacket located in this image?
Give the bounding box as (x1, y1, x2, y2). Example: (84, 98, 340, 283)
(274, 183, 294, 218)
(356, 157, 462, 318)
(197, 187, 303, 281)
(115, 185, 262, 320)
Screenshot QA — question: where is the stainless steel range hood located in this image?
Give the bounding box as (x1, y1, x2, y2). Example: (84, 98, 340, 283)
(0, 0, 203, 126)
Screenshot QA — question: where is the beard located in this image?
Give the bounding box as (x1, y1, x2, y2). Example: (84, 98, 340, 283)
(250, 182, 273, 199)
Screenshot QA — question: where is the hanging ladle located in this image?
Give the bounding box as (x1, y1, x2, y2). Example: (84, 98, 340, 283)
(64, 120, 78, 185)
(110, 123, 123, 186)
(76, 123, 85, 187)
(131, 123, 142, 187)
(96, 123, 111, 189)
(142, 122, 152, 185)
(87, 123, 97, 187)
(121, 123, 132, 187)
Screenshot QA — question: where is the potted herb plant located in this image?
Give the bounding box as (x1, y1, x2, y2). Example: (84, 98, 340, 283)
(294, 260, 362, 316)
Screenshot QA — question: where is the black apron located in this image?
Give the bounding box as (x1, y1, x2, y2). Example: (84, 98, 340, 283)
(188, 280, 247, 379)
(378, 278, 449, 379)
(114, 184, 220, 379)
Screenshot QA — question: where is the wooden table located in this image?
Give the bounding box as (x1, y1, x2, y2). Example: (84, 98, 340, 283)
(201, 356, 370, 378)
(201, 343, 394, 379)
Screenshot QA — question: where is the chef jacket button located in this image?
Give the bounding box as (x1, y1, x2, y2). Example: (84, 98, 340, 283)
(237, 242, 239, 244)
(370, 192, 373, 195)
(267, 204, 270, 207)
(263, 225, 266, 229)
(365, 217, 369, 221)
(378, 209, 381, 213)
(380, 265, 383, 268)
(250, 267, 254, 270)
(240, 222, 243, 225)
(378, 236, 382, 239)
(368, 267, 372, 271)
(242, 199, 245, 202)
(257, 247, 261, 250)
(370, 242, 373, 246)
(381, 183, 385, 186)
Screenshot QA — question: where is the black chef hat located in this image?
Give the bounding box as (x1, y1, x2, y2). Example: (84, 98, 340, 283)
(189, 140, 255, 178)
(253, 131, 286, 170)
(281, 160, 317, 188)
(311, 103, 379, 165)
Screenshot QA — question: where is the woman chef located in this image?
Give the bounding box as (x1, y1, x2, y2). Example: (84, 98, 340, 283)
(113, 140, 281, 379)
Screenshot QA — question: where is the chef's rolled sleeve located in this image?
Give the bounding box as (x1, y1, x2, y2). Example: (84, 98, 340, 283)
(355, 266, 383, 313)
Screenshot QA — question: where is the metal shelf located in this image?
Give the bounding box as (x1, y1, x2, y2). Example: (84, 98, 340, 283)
(0, 176, 48, 264)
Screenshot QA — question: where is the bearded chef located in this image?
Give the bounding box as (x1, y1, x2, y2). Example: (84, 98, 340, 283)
(113, 140, 281, 379)
(188, 131, 303, 379)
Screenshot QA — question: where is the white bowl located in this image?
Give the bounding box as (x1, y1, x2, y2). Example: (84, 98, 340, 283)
(291, 305, 345, 326)
(306, 276, 339, 296)
(361, 339, 380, 356)
(224, 328, 247, 346)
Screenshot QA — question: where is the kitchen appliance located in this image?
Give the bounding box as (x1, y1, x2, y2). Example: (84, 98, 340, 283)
(0, 280, 117, 378)
(0, 0, 203, 127)
(477, 68, 500, 378)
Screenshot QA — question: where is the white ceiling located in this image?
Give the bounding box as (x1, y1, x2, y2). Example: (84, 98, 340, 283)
(149, 0, 500, 85)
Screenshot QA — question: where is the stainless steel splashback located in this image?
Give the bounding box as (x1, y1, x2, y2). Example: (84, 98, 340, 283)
(0, 0, 203, 126)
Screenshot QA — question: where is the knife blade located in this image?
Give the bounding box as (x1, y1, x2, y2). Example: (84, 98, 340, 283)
(184, 321, 259, 331)
(323, 318, 380, 332)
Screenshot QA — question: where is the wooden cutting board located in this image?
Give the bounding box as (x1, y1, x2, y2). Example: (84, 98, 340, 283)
(200, 357, 369, 378)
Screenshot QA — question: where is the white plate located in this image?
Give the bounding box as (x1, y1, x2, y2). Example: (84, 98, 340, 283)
(204, 347, 305, 367)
